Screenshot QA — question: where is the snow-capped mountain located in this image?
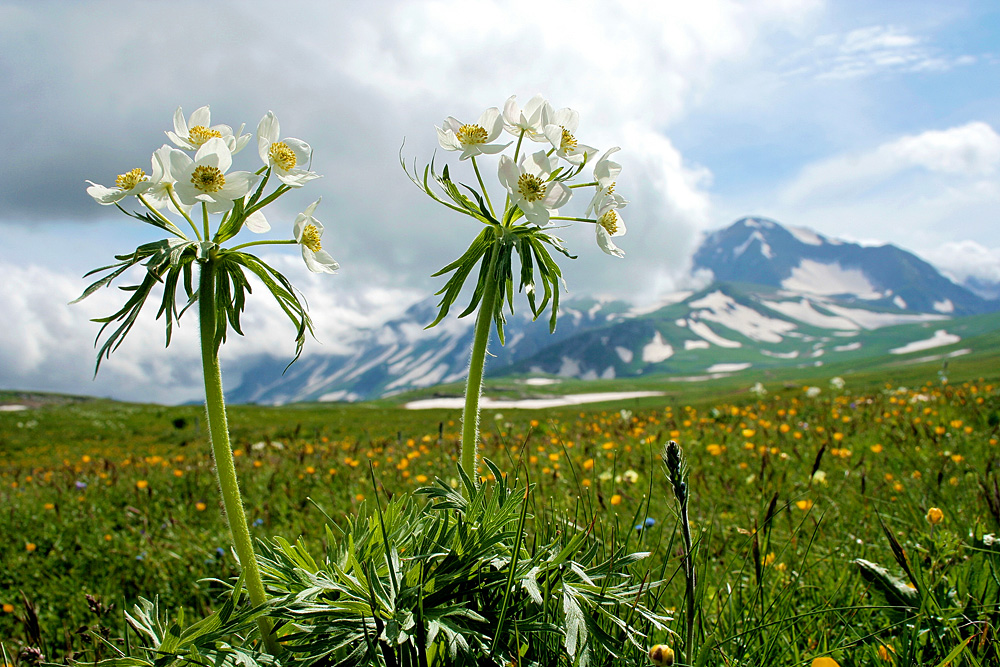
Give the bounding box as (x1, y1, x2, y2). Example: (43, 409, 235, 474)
(693, 217, 992, 315)
(227, 217, 997, 404)
(226, 296, 631, 405)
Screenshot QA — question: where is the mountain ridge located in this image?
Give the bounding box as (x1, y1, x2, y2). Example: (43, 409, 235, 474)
(227, 217, 998, 404)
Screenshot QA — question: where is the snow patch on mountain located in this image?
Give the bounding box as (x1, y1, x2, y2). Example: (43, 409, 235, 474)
(690, 291, 796, 343)
(684, 339, 710, 350)
(761, 298, 860, 330)
(642, 331, 674, 363)
(687, 320, 742, 348)
(787, 225, 823, 246)
(707, 362, 752, 372)
(734, 231, 774, 259)
(616, 346, 634, 363)
(934, 299, 955, 313)
(822, 304, 947, 330)
(782, 260, 882, 298)
(890, 329, 961, 355)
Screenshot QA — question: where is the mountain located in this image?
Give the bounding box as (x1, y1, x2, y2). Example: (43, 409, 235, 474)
(693, 217, 993, 316)
(226, 296, 632, 405)
(227, 217, 997, 404)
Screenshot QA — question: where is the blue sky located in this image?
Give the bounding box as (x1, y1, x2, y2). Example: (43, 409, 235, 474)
(1, 0, 998, 402)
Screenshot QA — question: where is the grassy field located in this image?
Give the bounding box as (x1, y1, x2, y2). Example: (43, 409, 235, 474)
(2, 352, 1000, 665)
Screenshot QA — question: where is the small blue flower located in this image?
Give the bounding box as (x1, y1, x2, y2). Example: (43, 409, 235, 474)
(253, 518, 264, 527)
(216, 547, 226, 557)
(136, 551, 146, 561)
(75, 481, 87, 490)
(644, 517, 656, 527)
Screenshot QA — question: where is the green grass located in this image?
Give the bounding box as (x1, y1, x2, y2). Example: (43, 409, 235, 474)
(2, 356, 999, 665)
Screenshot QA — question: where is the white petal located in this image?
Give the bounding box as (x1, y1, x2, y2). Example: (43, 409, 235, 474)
(257, 111, 278, 163)
(195, 137, 232, 172)
(497, 155, 519, 192)
(189, 105, 211, 129)
(596, 225, 625, 258)
(478, 107, 503, 141)
(436, 126, 461, 152)
(302, 247, 339, 273)
(85, 181, 127, 205)
(244, 210, 270, 233)
(172, 107, 188, 137)
(276, 168, 322, 187)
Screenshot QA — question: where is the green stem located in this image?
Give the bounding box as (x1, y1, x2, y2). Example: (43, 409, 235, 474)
(459, 237, 502, 491)
(229, 239, 297, 252)
(680, 497, 697, 664)
(166, 185, 203, 241)
(550, 216, 596, 223)
(198, 260, 280, 654)
(471, 156, 495, 219)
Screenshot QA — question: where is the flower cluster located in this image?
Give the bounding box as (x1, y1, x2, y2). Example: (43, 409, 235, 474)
(79, 105, 336, 373)
(434, 93, 629, 257)
(85, 105, 335, 273)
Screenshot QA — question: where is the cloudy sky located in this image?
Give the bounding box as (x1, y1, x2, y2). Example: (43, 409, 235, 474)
(1, 0, 998, 403)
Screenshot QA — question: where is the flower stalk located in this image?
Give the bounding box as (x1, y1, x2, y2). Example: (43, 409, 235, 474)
(663, 440, 698, 664)
(459, 237, 502, 484)
(79, 106, 332, 655)
(198, 258, 280, 654)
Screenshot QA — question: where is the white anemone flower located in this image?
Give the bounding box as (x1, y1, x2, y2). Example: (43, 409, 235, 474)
(169, 138, 257, 214)
(436, 107, 511, 160)
(85, 165, 152, 205)
(293, 198, 339, 273)
(142, 145, 191, 214)
(498, 151, 571, 227)
(543, 107, 597, 166)
(586, 147, 628, 217)
(502, 94, 552, 141)
(256, 111, 320, 187)
(166, 105, 251, 154)
(594, 197, 627, 258)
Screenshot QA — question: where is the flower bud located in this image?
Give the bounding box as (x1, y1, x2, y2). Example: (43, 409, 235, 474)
(648, 644, 674, 666)
(926, 507, 944, 525)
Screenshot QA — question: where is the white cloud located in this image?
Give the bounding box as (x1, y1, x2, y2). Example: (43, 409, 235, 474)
(768, 122, 1000, 253)
(0, 258, 422, 404)
(924, 240, 1000, 285)
(784, 24, 978, 80)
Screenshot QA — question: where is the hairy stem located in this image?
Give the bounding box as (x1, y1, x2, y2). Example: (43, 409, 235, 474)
(199, 260, 279, 654)
(460, 239, 502, 491)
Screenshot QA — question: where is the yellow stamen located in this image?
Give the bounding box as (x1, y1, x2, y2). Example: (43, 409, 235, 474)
(457, 124, 488, 146)
(599, 209, 619, 235)
(517, 173, 547, 202)
(188, 125, 223, 147)
(560, 127, 578, 153)
(301, 224, 322, 252)
(269, 141, 297, 171)
(115, 168, 147, 191)
(191, 165, 225, 193)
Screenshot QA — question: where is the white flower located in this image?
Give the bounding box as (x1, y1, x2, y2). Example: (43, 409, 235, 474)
(85, 165, 152, 205)
(543, 107, 597, 165)
(436, 107, 511, 160)
(293, 198, 339, 273)
(594, 197, 627, 258)
(586, 147, 628, 217)
(256, 111, 321, 187)
(498, 151, 571, 226)
(166, 105, 251, 154)
(502, 94, 552, 141)
(141, 145, 192, 215)
(170, 138, 257, 214)
(830, 376, 845, 390)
